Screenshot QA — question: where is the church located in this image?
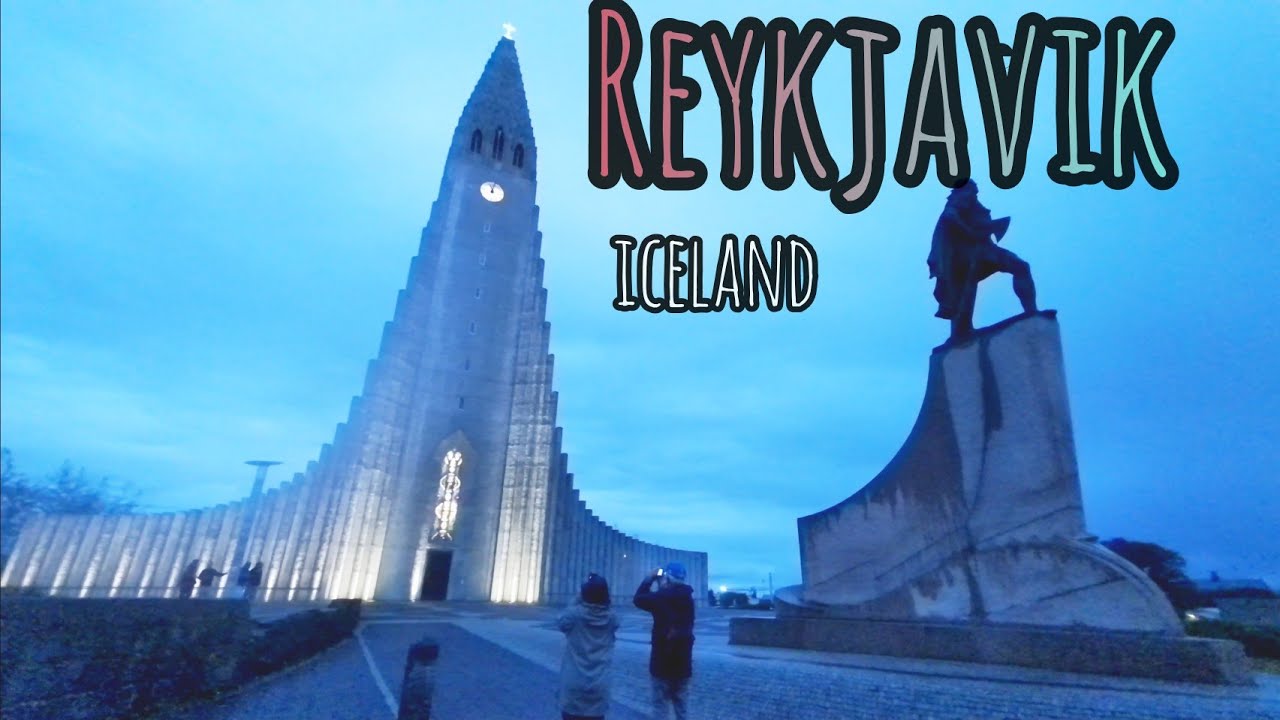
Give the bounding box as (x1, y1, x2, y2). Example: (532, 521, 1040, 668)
(1, 37, 708, 605)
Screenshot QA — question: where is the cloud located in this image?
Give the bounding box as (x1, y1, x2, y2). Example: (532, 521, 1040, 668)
(0, 331, 323, 510)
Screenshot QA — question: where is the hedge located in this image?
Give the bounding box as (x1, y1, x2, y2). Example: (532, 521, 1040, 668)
(1184, 619, 1280, 659)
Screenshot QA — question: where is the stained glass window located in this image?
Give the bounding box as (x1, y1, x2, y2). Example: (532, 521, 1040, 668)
(431, 450, 462, 540)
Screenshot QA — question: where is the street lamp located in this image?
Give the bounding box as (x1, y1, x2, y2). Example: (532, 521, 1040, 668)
(231, 460, 281, 572)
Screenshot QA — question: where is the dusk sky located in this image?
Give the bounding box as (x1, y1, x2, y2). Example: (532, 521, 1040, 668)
(2, 1, 1276, 592)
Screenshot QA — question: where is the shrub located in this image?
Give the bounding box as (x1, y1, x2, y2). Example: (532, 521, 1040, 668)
(238, 599, 362, 679)
(1185, 619, 1280, 659)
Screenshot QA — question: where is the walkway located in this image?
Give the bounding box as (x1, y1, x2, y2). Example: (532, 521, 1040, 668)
(160, 603, 1280, 720)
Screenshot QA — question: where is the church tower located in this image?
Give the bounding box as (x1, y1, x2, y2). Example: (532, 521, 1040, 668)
(1, 37, 708, 606)
(372, 37, 545, 601)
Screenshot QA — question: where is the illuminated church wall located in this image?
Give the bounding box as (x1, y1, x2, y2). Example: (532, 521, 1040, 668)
(0, 37, 707, 606)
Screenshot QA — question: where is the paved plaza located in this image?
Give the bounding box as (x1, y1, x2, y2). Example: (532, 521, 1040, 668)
(147, 602, 1280, 720)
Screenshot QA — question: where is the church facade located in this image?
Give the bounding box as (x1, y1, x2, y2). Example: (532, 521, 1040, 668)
(1, 38, 708, 605)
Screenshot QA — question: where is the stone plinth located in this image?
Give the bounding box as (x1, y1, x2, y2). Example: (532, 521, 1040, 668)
(795, 312, 1178, 630)
(729, 615, 1253, 685)
(731, 312, 1250, 684)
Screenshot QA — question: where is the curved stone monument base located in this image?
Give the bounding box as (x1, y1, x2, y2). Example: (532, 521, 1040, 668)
(776, 536, 1180, 632)
(730, 313, 1251, 685)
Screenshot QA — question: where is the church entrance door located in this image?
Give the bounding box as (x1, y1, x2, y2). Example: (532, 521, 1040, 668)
(419, 549, 453, 601)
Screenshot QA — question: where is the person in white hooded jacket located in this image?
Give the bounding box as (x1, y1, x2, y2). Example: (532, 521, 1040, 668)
(556, 573, 620, 720)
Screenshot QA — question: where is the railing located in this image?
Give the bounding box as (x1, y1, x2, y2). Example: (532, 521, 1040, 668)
(0, 585, 327, 600)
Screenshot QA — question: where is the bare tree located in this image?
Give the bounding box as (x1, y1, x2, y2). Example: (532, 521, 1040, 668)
(1, 448, 138, 567)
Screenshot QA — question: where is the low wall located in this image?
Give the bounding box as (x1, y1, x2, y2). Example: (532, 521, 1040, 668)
(0, 596, 362, 720)
(730, 616, 1253, 686)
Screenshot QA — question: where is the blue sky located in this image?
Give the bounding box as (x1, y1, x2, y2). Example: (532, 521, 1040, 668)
(1, 1, 1276, 592)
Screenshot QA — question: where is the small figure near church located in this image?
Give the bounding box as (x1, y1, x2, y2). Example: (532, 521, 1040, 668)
(197, 566, 226, 599)
(634, 563, 695, 720)
(178, 559, 200, 599)
(247, 562, 264, 601)
(928, 180, 1037, 339)
(236, 562, 252, 597)
(556, 573, 619, 720)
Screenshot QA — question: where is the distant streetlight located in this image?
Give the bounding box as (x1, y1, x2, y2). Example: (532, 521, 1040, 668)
(231, 460, 281, 571)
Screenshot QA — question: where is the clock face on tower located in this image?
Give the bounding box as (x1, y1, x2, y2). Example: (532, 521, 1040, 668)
(480, 181, 504, 203)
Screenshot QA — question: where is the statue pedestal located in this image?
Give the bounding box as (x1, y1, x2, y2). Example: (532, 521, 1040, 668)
(728, 614, 1251, 685)
(730, 312, 1251, 684)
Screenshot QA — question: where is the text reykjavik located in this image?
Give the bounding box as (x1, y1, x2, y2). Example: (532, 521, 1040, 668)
(588, 1, 1178, 214)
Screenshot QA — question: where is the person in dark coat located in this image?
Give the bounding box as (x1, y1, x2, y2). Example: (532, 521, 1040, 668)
(634, 562, 695, 720)
(557, 573, 619, 720)
(246, 562, 264, 601)
(196, 566, 226, 599)
(178, 559, 200, 599)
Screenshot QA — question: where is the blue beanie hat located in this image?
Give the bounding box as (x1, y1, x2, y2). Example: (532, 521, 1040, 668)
(664, 562, 687, 582)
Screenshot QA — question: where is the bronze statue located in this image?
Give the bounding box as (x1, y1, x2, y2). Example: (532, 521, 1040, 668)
(928, 180, 1037, 339)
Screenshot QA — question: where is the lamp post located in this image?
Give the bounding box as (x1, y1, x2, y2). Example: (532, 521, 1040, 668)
(231, 460, 281, 573)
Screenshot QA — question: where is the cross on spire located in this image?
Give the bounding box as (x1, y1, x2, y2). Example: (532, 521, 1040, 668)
(502, 22, 517, 40)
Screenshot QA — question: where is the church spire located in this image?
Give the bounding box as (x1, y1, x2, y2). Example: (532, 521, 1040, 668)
(451, 37, 535, 177)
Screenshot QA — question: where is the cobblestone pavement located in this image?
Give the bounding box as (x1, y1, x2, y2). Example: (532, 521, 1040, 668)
(164, 603, 1280, 720)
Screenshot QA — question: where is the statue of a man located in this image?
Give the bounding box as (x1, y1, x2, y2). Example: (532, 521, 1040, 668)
(928, 180, 1037, 339)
